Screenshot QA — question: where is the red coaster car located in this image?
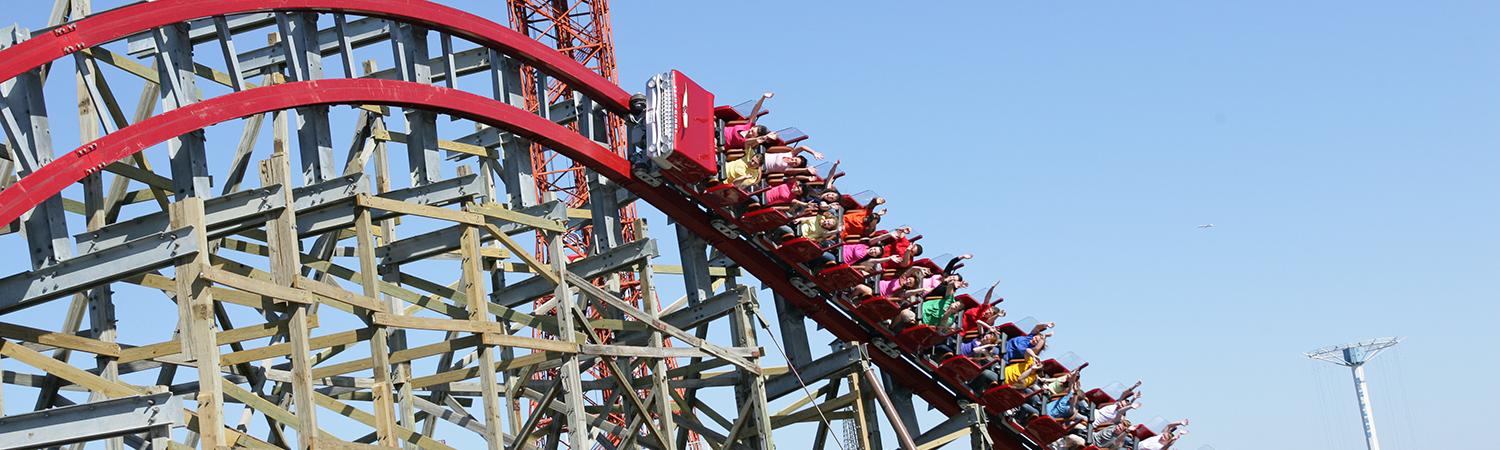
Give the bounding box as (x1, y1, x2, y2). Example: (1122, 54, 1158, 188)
(774, 237, 824, 263)
(1133, 417, 1169, 440)
(937, 355, 991, 381)
(814, 264, 863, 291)
(853, 296, 903, 323)
(980, 385, 1029, 415)
(737, 207, 792, 235)
(643, 70, 717, 184)
(1025, 416, 1070, 446)
(893, 324, 947, 353)
(1086, 381, 1129, 406)
(701, 182, 750, 207)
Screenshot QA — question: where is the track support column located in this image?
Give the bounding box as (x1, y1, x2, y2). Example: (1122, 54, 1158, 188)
(550, 233, 591, 449)
(169, 198, 224, 449)
(260, 152, 319, 450)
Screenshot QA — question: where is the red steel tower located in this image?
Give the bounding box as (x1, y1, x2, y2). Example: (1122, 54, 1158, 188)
(507, 0, 637, 257)
(505, 2, 690, 448)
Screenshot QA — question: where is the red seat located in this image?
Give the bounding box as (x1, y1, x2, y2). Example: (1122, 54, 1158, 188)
(980, 385, 1028, 415)
(1085, 388, 1116, 406)
(938, 356, 985, 381)
(714, 105, 745, 122)
(1041, 358, 1068, 376)
(814, 264, 863, 291)
(1025, 416, 1070, 446)
(737, 208, 791, 235)
(954, 293, 979, 309)
(1132, 424, 1157, 440)
(893, 324, 945, 353)
(912, 258, 943, 273)
(854, 296, 902, 322)
(714, 104, 767, 122)
(997, 322, 1025, 338)
(774, 237, 823, 263)
(701, 182, 749, 207)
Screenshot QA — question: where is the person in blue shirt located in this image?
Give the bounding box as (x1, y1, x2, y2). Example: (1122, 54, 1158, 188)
(1003, 323, 1054, 362)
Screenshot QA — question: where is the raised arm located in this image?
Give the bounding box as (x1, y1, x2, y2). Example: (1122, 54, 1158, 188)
(790, 146, 824, 160)
(943, 253, 973, 275)
(745, 92, 773, 128)
(1029, 322, 1056, 336)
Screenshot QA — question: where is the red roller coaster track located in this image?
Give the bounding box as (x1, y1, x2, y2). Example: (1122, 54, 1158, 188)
(0, 0, 1028, 447)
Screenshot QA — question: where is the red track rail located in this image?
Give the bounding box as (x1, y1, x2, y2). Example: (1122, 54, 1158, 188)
(0, 1, 1030, 446)
(0, 0, 632, 114)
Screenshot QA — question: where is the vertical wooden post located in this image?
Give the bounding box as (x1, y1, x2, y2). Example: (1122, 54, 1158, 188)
(637, 223, 678, 450)
(731, 287, 776, 450)
(260, 153, 319, 450)
(550, 233, 590, 449)
(170, 198, 224, 449)
(358, 204, 399, 446)
(363, 60, 416, 448)
(849, 371, 871, 450)
(462, 223, 505, 449)
(74, 2, 122, 447)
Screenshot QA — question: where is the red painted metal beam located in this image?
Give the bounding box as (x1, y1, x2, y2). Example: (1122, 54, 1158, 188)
(0, 0, 633, 114)
(0, 79, 1029, 449)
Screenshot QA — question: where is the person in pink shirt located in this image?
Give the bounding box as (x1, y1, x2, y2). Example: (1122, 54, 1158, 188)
(852, 267, 931, 318)
(722, 124, 776, 160)
(762, 146, 824, 181)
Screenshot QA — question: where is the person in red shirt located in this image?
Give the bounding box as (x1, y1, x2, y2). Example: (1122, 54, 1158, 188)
(878, 227, 923, 277)
(960, 304, 1006, 341)
(841, 206, 886, 242)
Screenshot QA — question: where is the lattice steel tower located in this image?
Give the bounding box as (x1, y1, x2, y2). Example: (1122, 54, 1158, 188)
(1307, 337, 1401, 450)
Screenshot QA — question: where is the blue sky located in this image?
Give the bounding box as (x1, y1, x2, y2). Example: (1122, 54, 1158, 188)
(3, 1, 1497, 449)
(606, 1, 1500, 448)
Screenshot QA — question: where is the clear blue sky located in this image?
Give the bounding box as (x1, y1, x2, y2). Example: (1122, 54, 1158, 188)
(606, 1, 1500, 448)
(3, 1, 1497, 449)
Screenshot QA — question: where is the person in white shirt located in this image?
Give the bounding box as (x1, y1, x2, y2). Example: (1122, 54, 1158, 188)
(1095, 397, 1140, 426)
(1094, 380, 1143, 428)
(1136, 419, 1188, 450)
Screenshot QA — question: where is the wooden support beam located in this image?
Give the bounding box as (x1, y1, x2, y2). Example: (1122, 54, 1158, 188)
(468, 202, 566, 233)
(219, 328, 372, 367)
(0, 339, 147, 398)
(293, 275, 388, 313)
(356, 202, 401, 447)
(313, 392, 455, 450)
(261, 152, 319, 450)
(119, 314, 317, 364)
(169, 198, 226, 449)
(460, 225, 506, 450)
(200, 265, 316, 305)
(0, 321, 122, 357)
(369, 127, 488, 158)
(563, 272, 761, 375)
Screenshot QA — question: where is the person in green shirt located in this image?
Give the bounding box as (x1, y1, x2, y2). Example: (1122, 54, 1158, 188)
(918, 275, 969, 332)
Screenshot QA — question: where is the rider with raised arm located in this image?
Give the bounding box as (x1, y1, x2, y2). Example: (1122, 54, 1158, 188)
(763, 145, 824, 180)
(1136, 420, 1189, 450)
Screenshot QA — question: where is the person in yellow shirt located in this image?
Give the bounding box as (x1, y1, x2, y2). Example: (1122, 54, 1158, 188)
(795, 211, 840, 243)
(723, 152, 764, 189)
(1003, 355, 1041, 388)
